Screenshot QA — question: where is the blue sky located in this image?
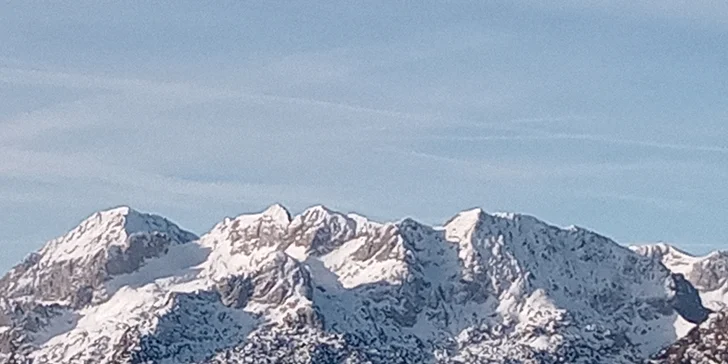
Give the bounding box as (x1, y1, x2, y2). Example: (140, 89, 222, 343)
(1, 1, 727, 271)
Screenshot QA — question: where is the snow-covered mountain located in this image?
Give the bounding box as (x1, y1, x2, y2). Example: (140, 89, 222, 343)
(0, 206, 714, 363)
(648, 310, 728, 364)
(633, 243, 728, 364)
(632, 243, 728, 310)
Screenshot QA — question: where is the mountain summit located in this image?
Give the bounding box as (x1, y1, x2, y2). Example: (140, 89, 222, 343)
(633, 243, 728, 363)
(0, 205, 715, 363)
(632, 243, 728, 310)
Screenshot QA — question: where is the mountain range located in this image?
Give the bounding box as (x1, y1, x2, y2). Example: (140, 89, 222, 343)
(0, 205, 725, 363)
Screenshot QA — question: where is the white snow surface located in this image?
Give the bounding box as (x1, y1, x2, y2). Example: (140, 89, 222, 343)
(38, 206, 196, 265)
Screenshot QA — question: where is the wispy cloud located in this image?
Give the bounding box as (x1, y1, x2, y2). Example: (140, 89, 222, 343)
(378, 146, 667, 181)
(0, 95, 117, 143)
(542, 133, 728, 154)
(506, 115, 599, 125)
(573, 190, 690, 212)
(419, 131, 728, 155)
(0, 146, 347, 209)
(0, 189, 48, 204)
(519, 0, 728, 29)
(0, 67, 426, 121)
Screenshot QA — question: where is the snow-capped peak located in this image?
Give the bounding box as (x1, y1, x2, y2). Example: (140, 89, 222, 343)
(633, 242, 728, 311)
(631, 242, 705, 281)
(631, 242, 695, 260)
(294, 205, 348, 228)
(261, 203, 292, 223)
(0, 206, 197, 308)
(441, 207, 487, 241)
(36, 206, 197, 265)
(101, 205, 133, 215)
(446, 206, 487, 223)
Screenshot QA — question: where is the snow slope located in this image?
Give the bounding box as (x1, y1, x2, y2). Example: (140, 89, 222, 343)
(649, 310, 728, 364)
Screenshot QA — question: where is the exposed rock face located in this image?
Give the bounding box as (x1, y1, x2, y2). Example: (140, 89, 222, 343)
(690, 251, 728, 292)
(0, 299, 72, 360)
(0, 207, 198, 308)
(632, 243, 728, 363)
(633, 243, 728, 311)
(216, 274, 253, 309)
(650, 310, 728, 364)
(0, 205, 715, 364)
(669, 273, 712, 323)
(0, 207, 197, 362)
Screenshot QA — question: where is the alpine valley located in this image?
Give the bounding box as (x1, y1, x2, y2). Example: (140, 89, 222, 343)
(0, 205, 725, 364)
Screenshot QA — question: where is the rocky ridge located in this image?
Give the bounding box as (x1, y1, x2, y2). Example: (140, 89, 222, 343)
(634, 243, 728, 363)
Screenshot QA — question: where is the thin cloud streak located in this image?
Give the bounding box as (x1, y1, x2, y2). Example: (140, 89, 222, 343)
(379, 147, 666, 180)
(573, 190, 690, 212)
(0, 95, 119, 143)
(0, 146, 348, 209)
(519, 0, 728, 29)
(0, 67, 428, 120)
(421, 132, 728, 155)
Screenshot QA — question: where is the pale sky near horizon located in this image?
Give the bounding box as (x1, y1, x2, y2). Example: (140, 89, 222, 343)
(1, 1, 727, 271)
